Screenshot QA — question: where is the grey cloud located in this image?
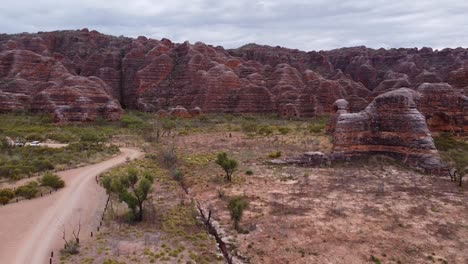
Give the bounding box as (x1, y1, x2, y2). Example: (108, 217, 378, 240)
(0, 0, 467, 51)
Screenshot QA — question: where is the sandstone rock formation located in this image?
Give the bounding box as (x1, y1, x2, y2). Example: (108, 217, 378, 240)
(416, 83, 468, 132)
(0, 49, 122, 121)
(270, 151, 331, 167)
(332, 89, 445, 173)
(0, 29, 467, 128)
(169, 106, 191, 118)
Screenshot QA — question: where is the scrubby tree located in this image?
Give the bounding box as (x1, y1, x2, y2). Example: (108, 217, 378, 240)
(40, 172, 65, 190)
(215, 152, 238, 182)
(228, 196, 249, 231)
(102, 167, 154, 221)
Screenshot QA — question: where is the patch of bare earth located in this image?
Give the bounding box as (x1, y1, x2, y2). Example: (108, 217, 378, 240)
(173, 132, 467, 264)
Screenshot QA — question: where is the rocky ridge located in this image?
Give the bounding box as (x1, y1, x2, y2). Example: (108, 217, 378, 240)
(0, 29, 466, 128)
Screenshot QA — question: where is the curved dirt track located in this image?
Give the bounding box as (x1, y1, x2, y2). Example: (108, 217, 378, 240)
(0, 148, 144, 264)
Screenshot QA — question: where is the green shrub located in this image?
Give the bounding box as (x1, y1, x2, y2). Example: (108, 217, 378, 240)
(102, 259, 126, 264)
(46, 131, 75, 143)
(60, 240, 80, 256)
(32, 159, 55, 171)
(228, 196, 249, 231)
(241, 121, 258, 133)
(101, 166, 154, 222)
(245, 170, 254, 175)
(308, 124, 323, 133)
(79, 131, 105, 143)
(434, 134, 468, 186)
(25, 133, 46, 141)
(171, 169, 184, 183)
(277, 126, 291, 135)
(0, 188, 15, 205)
(215, 152, 238, 182)
(257, 125, 274, 136)
(40, 172, 65, 189)
(120, 114, 145, 128)
(15, 181, 39, 199)
(268, 151, 282, 159)
(161, 147, 178, 169)
(434, 133, 468, 151)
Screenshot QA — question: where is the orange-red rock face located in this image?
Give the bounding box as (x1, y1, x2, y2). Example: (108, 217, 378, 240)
(0, 30, 466, 128)
(0, 49, 122, 122)
(416, 83, 468, 132)
(0, 30, 369, 121)
(332, 89, 446, 173)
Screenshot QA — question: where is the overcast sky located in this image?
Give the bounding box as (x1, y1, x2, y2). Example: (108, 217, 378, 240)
(1, 0, 467, 51)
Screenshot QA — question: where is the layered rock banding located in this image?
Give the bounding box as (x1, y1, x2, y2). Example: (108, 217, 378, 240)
(0, 49, 121, 121)
(0, 29, 466, 128)
(332, 89, 445, 173)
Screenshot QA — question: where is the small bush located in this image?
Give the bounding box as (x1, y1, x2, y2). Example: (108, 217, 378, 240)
(25, 133, 46, 141)
(79, 131, 105, 143)
(0, 188, 15, 205)
(215, 152, 238, 182)
(308, 124, 323, 133)
(257, 125, 274, 136)
(241, 121, 258, 133)
(15, 181, 39, 199)
(277, 126, 291, 135)
(161, 147, 178, 169)
(60, 240, 80, 255)
(171, 169, 184, 183)
(32, 159, 55, 171)
(268, 151, 282, 159)
(228, 196, 249, 231)
(245, 170, 254, 175)
(371, 255, 382, 264)
(120, 114, 145, 128)
(40, 172, 65, 189)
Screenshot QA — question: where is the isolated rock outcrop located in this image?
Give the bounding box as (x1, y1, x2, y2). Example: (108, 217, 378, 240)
(332, 88, 445, 173)
(169, 106, 191, 118)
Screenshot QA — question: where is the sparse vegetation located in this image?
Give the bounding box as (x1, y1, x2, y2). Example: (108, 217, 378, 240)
(268, 151, 282, 159)
(0, 188, 15, 205)
(228, 196, 249, 231)
(215, 152, 238, 182)
(15, 181, 39, 199)
(4, 112, 465, 264)
(40, 172, 65, 189)
(434, 133, 468, 186)
(0, 140, 119, 181)
(101, 166, 154, 221)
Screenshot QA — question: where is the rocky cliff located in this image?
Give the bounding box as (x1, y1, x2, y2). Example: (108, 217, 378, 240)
(0, 29, 467, 126)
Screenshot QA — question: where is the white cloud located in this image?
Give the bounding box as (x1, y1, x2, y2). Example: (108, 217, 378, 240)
(0, 0, 467, 51)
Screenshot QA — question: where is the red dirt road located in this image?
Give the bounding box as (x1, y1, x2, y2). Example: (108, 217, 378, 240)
(0, 148, 143, 264)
